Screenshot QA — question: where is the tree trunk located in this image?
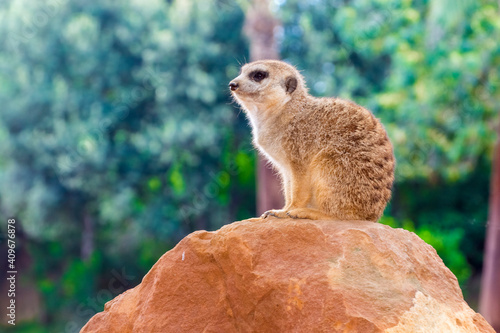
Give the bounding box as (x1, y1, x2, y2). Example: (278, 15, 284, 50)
(480, 124, 500, 331)
(244, 0, 285, 215)
(81, 211, 94, 261)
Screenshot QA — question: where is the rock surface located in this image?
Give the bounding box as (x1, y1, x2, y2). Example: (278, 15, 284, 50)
(81, 218, 494, 333)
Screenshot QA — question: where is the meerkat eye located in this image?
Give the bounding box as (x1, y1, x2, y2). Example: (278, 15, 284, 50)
(250, 70, 268, 82)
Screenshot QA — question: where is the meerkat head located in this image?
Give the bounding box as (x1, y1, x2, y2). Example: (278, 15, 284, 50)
(229, 60, 307, 114)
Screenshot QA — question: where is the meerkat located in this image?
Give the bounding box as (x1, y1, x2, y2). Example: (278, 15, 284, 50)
(229, 60, 395, 222)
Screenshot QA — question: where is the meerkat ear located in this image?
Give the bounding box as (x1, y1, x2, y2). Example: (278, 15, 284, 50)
(285, 76, 298, 94)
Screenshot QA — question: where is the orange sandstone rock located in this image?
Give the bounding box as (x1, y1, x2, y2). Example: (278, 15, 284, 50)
(81, 218, 494, 333)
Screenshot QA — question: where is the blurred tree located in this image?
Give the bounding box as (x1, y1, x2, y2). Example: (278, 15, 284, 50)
(244, 0, 284, 216)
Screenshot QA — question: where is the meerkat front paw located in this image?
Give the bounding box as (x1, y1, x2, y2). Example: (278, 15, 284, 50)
(286, 208, 333, 220)
(261, 209, 289, 219)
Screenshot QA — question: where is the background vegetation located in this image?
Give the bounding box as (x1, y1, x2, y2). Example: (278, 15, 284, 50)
(0, 0, 498, 331)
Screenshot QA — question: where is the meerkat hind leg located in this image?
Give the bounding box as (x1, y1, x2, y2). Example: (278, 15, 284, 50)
(262, 171, 316, 219)
(284, 158, 339, 220)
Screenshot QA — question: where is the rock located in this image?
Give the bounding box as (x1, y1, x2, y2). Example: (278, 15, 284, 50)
(81, 218, 494, 333)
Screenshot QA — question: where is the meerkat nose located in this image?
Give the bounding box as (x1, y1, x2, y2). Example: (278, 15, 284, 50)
(229, 81, 239, 91)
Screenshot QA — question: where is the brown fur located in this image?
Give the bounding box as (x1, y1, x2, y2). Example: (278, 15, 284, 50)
(229, 60, 395, 221)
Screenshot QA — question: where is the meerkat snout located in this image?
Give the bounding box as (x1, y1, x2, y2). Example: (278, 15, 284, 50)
(229, 81, 239, 91)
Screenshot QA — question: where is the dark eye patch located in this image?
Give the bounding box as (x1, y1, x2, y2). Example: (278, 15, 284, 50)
(249, 70, 268, 82)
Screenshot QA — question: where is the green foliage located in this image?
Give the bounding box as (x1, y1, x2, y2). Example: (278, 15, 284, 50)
(0, 0, 251, 239)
